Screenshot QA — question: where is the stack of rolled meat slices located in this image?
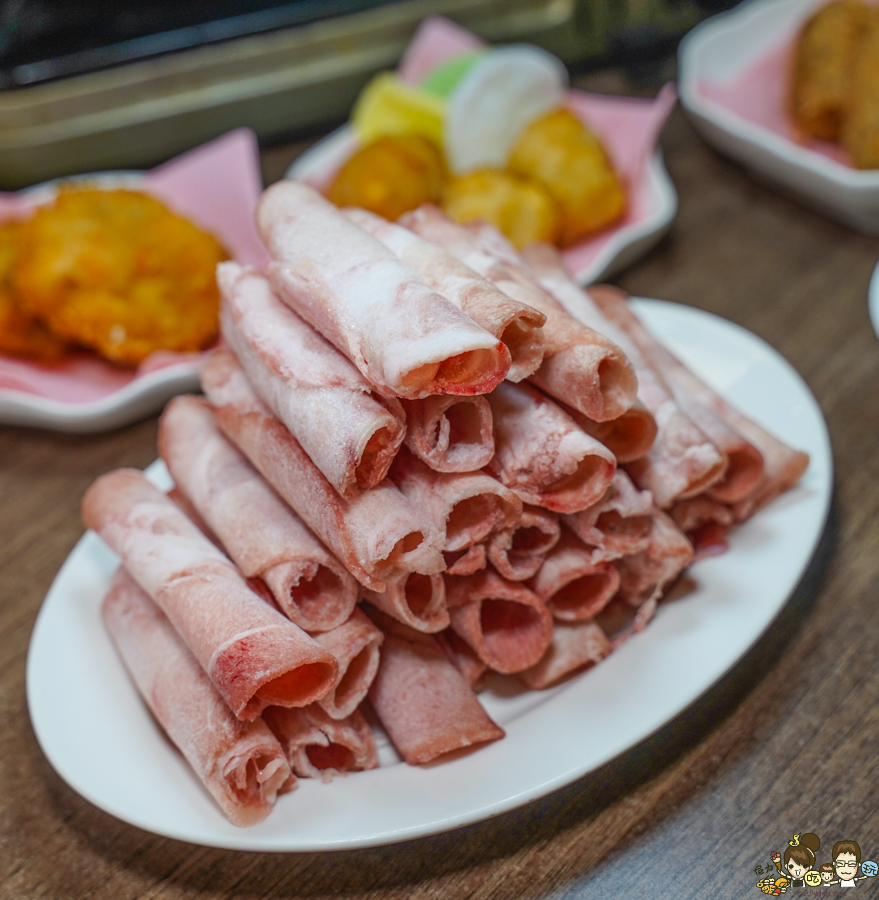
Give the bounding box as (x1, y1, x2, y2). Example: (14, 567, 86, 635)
(86, 181, 809, 827)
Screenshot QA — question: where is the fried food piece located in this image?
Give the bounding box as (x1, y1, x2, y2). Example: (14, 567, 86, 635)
(441, 169, 561, 249)
(326, 135, 445, 221)
(14, 189, 226, 366)
(508, 107, 626, 247)
(0, 219, 72, 362)
(791, 0, 871, 142)
(841, 9, 879, 167)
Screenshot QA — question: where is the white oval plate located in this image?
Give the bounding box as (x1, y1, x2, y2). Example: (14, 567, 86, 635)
(286, 124, 677, 287)
(679, 0, 879, 233)
(26, 298, 832, 851)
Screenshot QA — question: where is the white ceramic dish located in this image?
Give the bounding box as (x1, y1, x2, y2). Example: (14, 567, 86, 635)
(286, 127, 677, 287)
(679, 0, 879, 233)
(868, 259, 879, 340)
(26, 298, 832, 851)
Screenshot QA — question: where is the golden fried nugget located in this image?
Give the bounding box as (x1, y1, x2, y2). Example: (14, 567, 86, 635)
(0, 219, 72, 362)
(441, 169, 561, 248)
(841, 9, 879, 167)
(791, 0, 871, 142)
(326, 134, 445, 221)
(508, 108, 626, 247)
(13, 189, 226, 366)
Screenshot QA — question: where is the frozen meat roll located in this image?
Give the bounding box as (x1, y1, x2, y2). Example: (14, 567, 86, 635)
(258, 181, 510, 398)
(487, 381, 616, 513)
(83, 469, 339, 720)
(102, 568, 295, 826)
(367, 610, 504, 764)
(218, 262, 406, 497)
(159, 395, 358, 633)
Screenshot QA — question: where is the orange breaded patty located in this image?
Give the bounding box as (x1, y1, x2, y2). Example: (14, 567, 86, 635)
(0, 219, 72, 362)
(13, 189, 227, 366)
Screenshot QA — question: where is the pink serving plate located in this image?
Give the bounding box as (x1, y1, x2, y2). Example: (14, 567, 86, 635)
(287, 17, 678, 288)
(679, 0, 879, 233)
(0, 129, 270, 432)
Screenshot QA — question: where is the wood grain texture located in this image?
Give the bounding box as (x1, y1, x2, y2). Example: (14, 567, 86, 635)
(2, 105, 879, 900)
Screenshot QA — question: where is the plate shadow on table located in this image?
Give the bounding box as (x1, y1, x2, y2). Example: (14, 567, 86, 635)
(19, 505, 836, 898)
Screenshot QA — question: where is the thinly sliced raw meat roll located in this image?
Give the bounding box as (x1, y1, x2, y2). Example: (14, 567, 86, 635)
(389, 448, 522, 556)
(401, 206, 637, 421)
(159, 395, 358, 632)
(487, 504, 561, 581)
(84, 469, 339, 720)
(487, 381, 616, 513)
(103, 569, 295, 827)
(594, 595, 658, 651)
(310, 608, 383, 719)
(731, 433, 810, 522)
(344, 207, 546, 381)
(263, 705, 378, 779)
(530, 528, 621, 621)
(568, 400, 657, 464)
(564, 470, 654, 562)
(519, 619, 611, 690)
(614, 509, 694, 606)
(444, 568, 553, 673)
(437, 629, 488, 688)
(218, 262, 405, 497)
(361, 573, 448, 633)
(258, 182, 510, 398)
(521, 246, 727, 507)
(670, 496, 735, 559)
(367, 610, 504, 765)
(402, 394, 494, 473)
(202, 350, 444, 592)
(588, 285, 767, 504)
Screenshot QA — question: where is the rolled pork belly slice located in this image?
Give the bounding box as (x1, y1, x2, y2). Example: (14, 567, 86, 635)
(263, 704, 377, 779)
(487, 381, 616, 514)
(730, 431, 810, 523)
(444, 568, 553, 674)
(389, 448, 522, 555)
(486, 504, 560, 582)
(310, 608, 383, 719)
(437, 629, 488, 688)
(520, 246, 727, 507)
(361, 573, 448, 633)
(519, 619, 611, 690)
(159, 395, 357, 632)
(102, 569, 295, 827)
(614, 509, 694, 607)
(401, 206, 636, 421)
(257, 182, 510, 398)
(366, 609, 505, 765)
(594, 595, 658, 651)
(202, 350, 444, 592)
(83, 470, 339, 720)
(529, 528, 621, 621)
(218, 262, 405, 497)
(564, 470, 654, 562)
(402, 394, 494, 473)
(670, 496, 735, 559)
(344, 207, 546, 381)
(568, 400, 657, 464)
(588, 284, 767, 504)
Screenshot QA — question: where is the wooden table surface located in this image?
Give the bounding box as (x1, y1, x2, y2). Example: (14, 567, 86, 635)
(2, 101, 879, 900)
